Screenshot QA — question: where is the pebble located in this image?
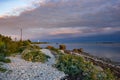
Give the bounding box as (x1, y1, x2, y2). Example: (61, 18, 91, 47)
(0, 49, 65, 80)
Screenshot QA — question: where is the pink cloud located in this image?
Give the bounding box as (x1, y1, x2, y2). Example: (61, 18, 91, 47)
(49, 28, 81, 35)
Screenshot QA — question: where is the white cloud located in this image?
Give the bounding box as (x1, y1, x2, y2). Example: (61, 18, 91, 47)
(0, 0, 120, 41)
(0, 0, 46, 18)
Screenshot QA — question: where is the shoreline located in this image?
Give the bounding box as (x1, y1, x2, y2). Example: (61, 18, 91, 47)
(38, 43, 120, 63)
(64, 49, 120, 78)
(1, 47, 119, 79)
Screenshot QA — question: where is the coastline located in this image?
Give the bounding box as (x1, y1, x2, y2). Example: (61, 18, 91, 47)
(63, 49, 120, 79)
(39, 42, 120, 63)
(0, 46, 119, 80)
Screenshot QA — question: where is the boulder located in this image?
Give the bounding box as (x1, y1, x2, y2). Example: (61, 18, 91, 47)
(46, 46, 54, 49)
(59, 44, 66, 50)
(78, 48, 84, 52)
(73, 49, 79, 53)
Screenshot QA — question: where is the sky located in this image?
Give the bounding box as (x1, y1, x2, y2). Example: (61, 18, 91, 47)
(0, 0, 120, 42)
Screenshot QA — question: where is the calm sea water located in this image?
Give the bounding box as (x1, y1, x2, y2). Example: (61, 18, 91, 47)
(39, 43, 120, 62)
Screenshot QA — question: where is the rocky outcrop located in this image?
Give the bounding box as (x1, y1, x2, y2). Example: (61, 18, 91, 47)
(59, 45, 66, 50)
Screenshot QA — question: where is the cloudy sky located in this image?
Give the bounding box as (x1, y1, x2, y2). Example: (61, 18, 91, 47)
(0, 0, 120, 42)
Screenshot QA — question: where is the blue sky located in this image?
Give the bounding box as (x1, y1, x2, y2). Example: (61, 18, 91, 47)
(0, 0, 43, 17)
(0, 0, 26, 16)
(0, 0, 120, 42)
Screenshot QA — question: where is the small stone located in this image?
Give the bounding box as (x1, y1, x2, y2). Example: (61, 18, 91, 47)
(0, 78, 2, 80)
(40, 73, 43, 75)
(21, 70, 25, 73)
(0, 50, 65, 80)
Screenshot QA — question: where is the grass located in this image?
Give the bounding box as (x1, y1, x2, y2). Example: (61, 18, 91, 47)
(55, 53, 116, 80)
(0, 55, 11, 73)
(0, 67, 7, 73)
(47, 46, 63, 55)
(0, 55, 11, 63)
(22, 49, 50, 63)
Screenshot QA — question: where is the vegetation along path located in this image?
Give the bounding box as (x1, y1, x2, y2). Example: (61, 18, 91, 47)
(0, 49, 65, 80)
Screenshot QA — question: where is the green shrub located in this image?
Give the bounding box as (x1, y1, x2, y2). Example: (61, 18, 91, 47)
(0, 41, 5, 53)
(55, 54, 85, 76)
(3, 58, 11, 63)
(0, 54, 5, 62)
(0, 35, 32, 56)
(22, 50, 50, 63)
(0, 55, 11, 63)
(22, 40, 31, 46)
(55, 54, 116, 80)
(31, 45, 40, 49)
(105, 68, 116, 80)
(48, 47, 63, 55)
(0, 67, 7, 73)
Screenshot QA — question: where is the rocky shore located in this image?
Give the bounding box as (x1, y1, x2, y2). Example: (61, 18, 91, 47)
(0, 47, 119, 80)
(65, 49, 120, 79)
(0, 49, 65, 80)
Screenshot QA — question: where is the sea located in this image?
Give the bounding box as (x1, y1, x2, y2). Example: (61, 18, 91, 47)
(38, 42, 120, 62)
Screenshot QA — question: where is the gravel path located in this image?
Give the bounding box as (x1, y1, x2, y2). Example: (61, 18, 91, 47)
(41, 49, 56, 66)
(0, 49, 65, 80)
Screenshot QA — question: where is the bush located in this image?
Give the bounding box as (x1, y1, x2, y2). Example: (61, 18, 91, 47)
(0, 41, 5, 53)
(0, 53, 11, 63)
(0, 36, 32, 56)
(0, 58, 7, 73)
(55, 54, 116, 80)
(49, 47, 63, 55)
(0, 67, 7, 72)
(55, 54, 85, 76)
(22, 50, 50, 63)
(105, 68, 116, 80)
(3, 58, 11, 63)
(0, 55, 11, 63)
(59, 44, 66, 50)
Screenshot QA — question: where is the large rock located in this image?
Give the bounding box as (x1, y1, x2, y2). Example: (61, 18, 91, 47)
(73, 48, 84, 53)
(78, 48, 84, 52)
(46, 46, 54, 49)
(59, 44, 66, 50)
(73, 49, 79, 53)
